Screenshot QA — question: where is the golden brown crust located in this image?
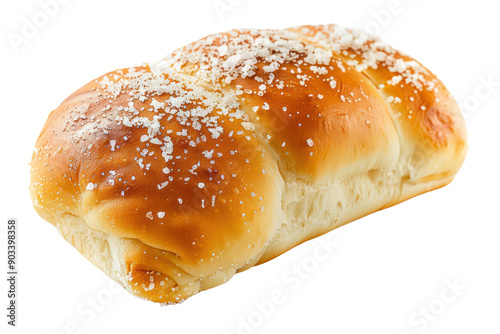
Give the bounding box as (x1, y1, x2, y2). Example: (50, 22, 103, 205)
(289, 25, 467, 179)
(30, 24, 467, 304)
(30, 67, 282, 303)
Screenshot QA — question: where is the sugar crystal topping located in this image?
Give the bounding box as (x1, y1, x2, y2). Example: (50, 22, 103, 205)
(32, 24, 439, 220)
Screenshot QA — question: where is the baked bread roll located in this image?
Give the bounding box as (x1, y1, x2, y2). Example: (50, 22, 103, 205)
(30, 24, 467, 304)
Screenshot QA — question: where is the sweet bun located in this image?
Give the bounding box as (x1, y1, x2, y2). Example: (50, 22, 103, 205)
(30, 24, 467, 304)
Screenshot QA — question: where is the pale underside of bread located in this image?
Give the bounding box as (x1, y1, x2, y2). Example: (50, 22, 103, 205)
(54, 164, 455, 303)
(30, 24, 467, 304)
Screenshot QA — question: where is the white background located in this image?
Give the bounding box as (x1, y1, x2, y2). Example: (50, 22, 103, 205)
(1, 0, 499, 333)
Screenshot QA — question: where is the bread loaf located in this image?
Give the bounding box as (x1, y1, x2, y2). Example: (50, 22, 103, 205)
(30, 24, 468, 304)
